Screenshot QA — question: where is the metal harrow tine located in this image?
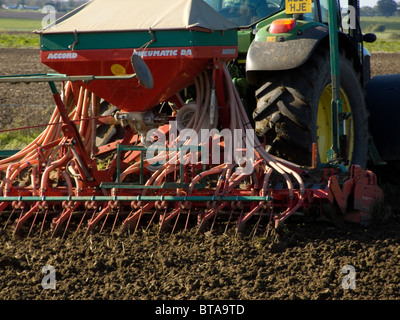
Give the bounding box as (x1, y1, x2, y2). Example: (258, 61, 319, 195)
(196, 214, 205, 234)
(184, 209, 191, 231)
(51, 208, 67, 238)
(210, 208, 220, 234)
(124, 208, 135, 235)
(134, 207, 144, 235)
(51, 203, 79, 237)
(2, 208, 16, 231)
(86, 205, 112, 235)
(61, 209, 74, 240)
(122, 202, 154, 233)
(251, 210, 264, 240)
(146, 208, 159, 231)
(158, 209, 167, 233)
(235, 207, 244, 237)
(111, 207, 121, 233)
(14, 203, 40, 235)
(171, 208, 182, 234)
(224, 209, 234, 234)
(100, 208, 112, 233)
(76, 208, 90, 233)
(88, 209, 97, 225)
(265, 209, 274, 238)
(27, 208, 40, 237)
(159, 208, 180, 233)
(39, 208, 49, 237)
(14, 209, 25, 232)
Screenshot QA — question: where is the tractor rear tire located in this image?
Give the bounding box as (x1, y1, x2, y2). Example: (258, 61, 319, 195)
(253, 47, 368, 167)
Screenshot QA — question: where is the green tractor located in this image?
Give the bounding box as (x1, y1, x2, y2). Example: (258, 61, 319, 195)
(205, 0, 378, 168)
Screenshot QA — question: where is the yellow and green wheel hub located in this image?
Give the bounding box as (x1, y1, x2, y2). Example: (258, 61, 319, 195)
(317, 84, 354, 164)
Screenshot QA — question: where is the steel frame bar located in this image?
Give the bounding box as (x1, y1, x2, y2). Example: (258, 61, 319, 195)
(0, 195, 272, 202)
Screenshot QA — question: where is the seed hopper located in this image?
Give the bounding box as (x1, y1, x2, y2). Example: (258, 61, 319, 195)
(0, 0, 383, 237)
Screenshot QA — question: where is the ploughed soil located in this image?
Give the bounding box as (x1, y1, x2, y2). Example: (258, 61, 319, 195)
(0, 49, 400, 302)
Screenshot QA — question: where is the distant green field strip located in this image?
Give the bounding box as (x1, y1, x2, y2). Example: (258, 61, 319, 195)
(0, 33, 39, 48)
(360, 17, 400, 32)
(364, 39, 400, 53)
(0, 17, 42, 31)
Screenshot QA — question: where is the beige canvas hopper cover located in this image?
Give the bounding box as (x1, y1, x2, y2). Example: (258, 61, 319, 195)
(37, 0, 238, 34)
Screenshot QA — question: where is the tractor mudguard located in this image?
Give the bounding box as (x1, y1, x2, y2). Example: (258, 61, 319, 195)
(246, 24, 363, 86)
(246, 24, 328, 74)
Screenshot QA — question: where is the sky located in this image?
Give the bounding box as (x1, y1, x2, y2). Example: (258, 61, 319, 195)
(359, 0, 378, 7)
(339, 1, 378, 8)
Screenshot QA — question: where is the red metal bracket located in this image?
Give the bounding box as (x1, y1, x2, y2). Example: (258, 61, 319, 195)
(327, 165, 384, 224)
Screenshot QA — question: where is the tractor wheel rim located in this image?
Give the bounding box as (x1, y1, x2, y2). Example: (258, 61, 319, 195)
(317, 84, 354, 164)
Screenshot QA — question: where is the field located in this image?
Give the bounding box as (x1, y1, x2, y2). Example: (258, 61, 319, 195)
(0, 10, 42, 49)
(360, 16, 400, 34)
(359, 16, 400, 52)
(0, 18, 42, 32)
(0, 11, 400, 311)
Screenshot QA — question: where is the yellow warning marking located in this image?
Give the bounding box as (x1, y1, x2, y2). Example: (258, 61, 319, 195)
(111, 64, 126, 76)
